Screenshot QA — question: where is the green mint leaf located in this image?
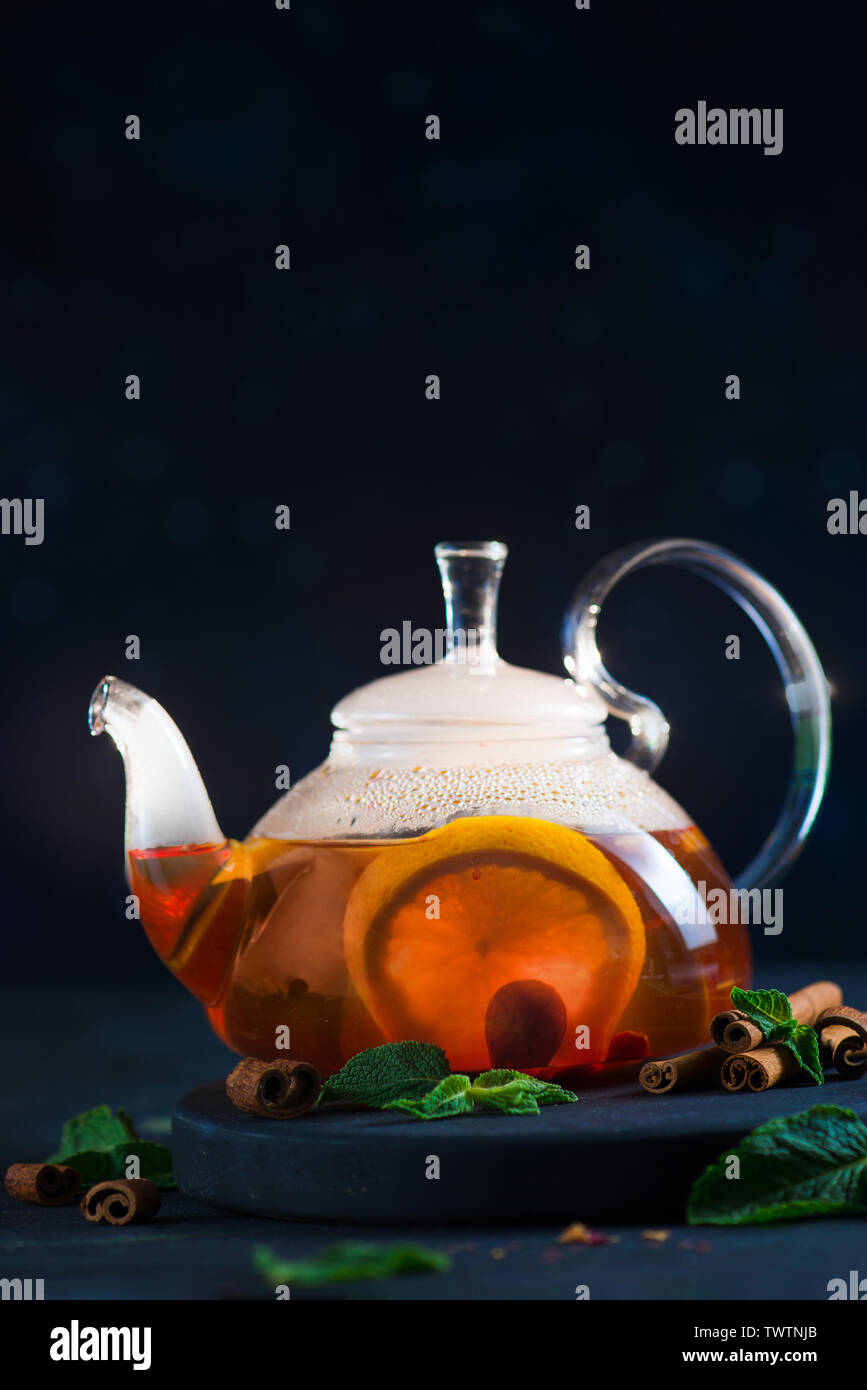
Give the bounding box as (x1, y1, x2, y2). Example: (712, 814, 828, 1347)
(46, 1107, 175, 1189)
(111, 1141, 176, 1190)
(51, 1149, 117, 1186)
(47, 1104, 138, 1164)
(49, 1142, 175, 1190)
(318, 1042, 450, 1108)
(384, 1074, 475, 1119)
(385, 1070, 579, 1119)
(729, 986, 795, 1041)
(782, 1025, 824, 1086)
(319, 1047, 579, 1119)
(687, 1104, 867, 1225)
(469, 1079, 541, 1114)
(473, 1068, 522, 1088)
(473, 1069, 578, 1106)
(254, 1241, 450, 1285)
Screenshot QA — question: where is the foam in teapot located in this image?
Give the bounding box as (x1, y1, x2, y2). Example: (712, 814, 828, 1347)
(89, 538, 830, 1075)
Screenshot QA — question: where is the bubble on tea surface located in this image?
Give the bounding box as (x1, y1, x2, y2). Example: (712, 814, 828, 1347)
(485, 979, 568, 1070)
(253, 751, 692, 840)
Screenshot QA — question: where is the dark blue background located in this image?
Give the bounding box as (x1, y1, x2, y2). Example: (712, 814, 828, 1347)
(2, 0, 864, 983)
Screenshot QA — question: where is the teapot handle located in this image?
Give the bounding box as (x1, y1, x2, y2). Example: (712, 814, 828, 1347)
(562, 538, 831, 890)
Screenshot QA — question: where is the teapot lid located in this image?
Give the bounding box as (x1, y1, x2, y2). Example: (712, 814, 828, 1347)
(331, 541, 608, 747)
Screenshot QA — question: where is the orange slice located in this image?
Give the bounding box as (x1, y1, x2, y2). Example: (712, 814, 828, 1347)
(343, 816, 645, 1072)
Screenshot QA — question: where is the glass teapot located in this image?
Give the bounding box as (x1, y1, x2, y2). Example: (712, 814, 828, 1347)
(89, 539, 830, 1077)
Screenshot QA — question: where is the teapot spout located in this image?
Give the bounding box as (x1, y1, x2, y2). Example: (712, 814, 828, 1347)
(89, 675, 224, 853)
(89, 676, 246, 1012)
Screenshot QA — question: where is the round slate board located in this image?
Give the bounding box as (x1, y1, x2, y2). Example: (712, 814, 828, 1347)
(173, 1073, 867, 1224)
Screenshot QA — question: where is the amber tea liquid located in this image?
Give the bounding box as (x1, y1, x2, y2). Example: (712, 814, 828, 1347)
(129, 821, 750, 1076)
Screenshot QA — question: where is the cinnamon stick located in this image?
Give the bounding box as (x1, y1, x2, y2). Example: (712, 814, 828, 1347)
(710, 980, 843, 1053)
(4, 1163, 81, 1206)
(820, 1025, 867, 1079)
(744, 1045, 801, 1091)
(722, 1044, 801, 1091)
(720, 1053, 753, 1092)
(819, 1023, 853, 1064)
(639, 1046, 727, 1094)
(81, 1178, 161, 1225)
(226, 1057, 321, 1118)
(832, 1037, 867, 1079)
(816, 1006, 867, 1080)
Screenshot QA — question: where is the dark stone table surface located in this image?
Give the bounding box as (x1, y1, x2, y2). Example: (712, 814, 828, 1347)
(2, 968, 865, 1301)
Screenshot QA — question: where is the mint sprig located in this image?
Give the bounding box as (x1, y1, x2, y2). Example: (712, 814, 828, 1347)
(48, 1103, 137, 1157)
(475, 1069, 578, 1106)
(317, 1041, 450, 1108)
(46, 1104, 175, 1190)
(386, 1072, 576, 1120)
(385, 1074, 477, 1119)
(687, 1104, 867, 1225)
(317, 1044, 578, 1119)
(784, 1025, 824, 1085)
(730, 986, 793, 1034)
(729, 986, 824, 1085)
(254, 1241, 450, 1285)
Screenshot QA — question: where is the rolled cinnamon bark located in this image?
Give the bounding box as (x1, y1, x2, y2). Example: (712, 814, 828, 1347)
(744, 1045, 801, 1091)
(710, 980, 843, 1054)
(833, 1037, 867, 1079)
(226, 1057, 322, 1118)
(639, 1046, 727, 1094)
(789, 981, 845, 1023)
(81, 1178, 161, 1225)
(816, 1006, 867, 1080)
(819, 1024, 853, 1065)
(710, 1011, 763, 1053)
(4, 1163, 81, 1206)
(720, 1054, 753, 1092)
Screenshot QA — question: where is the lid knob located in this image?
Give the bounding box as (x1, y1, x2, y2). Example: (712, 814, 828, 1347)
(434, 540, 507, 670)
